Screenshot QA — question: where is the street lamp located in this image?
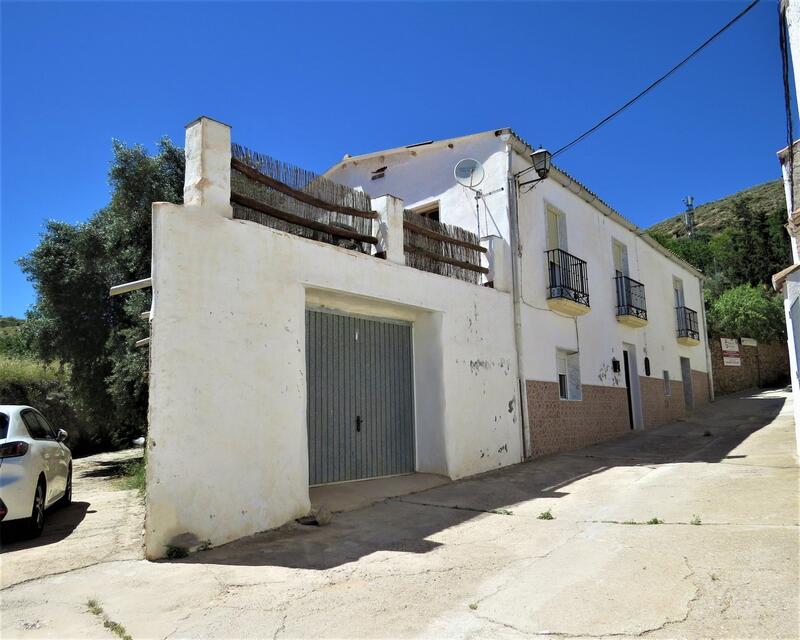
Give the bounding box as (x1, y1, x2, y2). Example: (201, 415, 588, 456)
(517, 147, 552, 187)
(531, 148, 552, 179)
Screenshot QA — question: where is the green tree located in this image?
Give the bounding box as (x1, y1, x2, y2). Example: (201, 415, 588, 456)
(19, 139, 184, 447)
(707, 285, 785, 342)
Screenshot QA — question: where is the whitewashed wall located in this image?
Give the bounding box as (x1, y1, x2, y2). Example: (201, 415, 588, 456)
(512, 148, 708, 387)
(328, 132, 710, 398)
(328, 135, 510, 241)
(147, 172, 521, 558)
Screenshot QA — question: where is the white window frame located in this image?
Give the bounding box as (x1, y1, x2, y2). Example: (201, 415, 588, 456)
(410, 200, 440, 221)
(556, 348, 581, 401)
(545, 203, 568, 252)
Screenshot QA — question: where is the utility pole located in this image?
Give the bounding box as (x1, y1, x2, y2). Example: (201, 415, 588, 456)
(682, 195, 695, 238)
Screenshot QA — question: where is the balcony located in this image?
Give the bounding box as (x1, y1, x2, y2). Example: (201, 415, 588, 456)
(546, 249, 590, 316)
(614, 275, 648, 327)
(676, 306, 700, 346)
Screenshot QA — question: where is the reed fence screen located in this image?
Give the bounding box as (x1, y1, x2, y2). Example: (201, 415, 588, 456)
(230, 143, 377, 252)
(402, 210, 487, 284)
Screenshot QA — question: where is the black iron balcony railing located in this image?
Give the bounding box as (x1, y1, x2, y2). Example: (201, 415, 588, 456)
(546, 249, 590, 308)
(676, 306, 699, 341)
(614, 274, 647, 321)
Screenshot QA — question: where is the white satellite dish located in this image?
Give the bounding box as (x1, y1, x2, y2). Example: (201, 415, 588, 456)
(454, 158, 485, 189)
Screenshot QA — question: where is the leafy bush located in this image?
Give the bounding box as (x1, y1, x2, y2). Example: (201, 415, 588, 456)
(0, 356, 97, 456)
(707, 285, 786, 342)
(18, 139, 183, 449)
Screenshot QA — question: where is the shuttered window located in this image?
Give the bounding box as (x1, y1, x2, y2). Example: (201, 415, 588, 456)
(546, 205, 567, 252)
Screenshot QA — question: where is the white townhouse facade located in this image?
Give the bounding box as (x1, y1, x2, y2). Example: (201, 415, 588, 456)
(143, 118, 712, 557)
(326, 128, 713, 458)
(774, 0, 800, 456)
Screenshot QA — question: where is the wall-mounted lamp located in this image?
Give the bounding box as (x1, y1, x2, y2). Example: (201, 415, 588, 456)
(516, 147, 552, 188)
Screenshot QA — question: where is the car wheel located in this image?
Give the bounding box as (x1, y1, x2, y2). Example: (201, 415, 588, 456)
(60, 466, 72, 506)
(27, 480, 45, 538)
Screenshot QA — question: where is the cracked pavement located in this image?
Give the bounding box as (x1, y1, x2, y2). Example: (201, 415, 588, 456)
(1, 389, 797, 639)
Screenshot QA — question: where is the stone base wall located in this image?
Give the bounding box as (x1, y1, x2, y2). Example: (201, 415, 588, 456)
(526, 381, 630, 458)
(710, 339, 790, 396)
(640, 377, 686, 429)
(691, 370, 711, 408)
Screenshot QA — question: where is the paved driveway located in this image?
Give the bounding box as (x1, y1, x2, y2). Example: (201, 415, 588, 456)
(1, 389, 797, 639)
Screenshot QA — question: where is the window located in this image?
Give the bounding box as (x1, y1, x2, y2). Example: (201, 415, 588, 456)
(412, 201, 440, 222)
(545, 205, 567, 251)
(35, 411, 57, 439)
(673, 277, 685, 308)
(0, 413, 8, 439)
(557, 349, 582, 400)
(663, 370, 671, 395)
(612, 240, 629, 277)
(21, 410, 53, 440)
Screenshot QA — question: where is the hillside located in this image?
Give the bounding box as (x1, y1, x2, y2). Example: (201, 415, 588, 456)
(648, 179, 786, 239)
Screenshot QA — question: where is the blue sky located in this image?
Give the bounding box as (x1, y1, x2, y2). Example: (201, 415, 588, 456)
(1, 1, 788, 317)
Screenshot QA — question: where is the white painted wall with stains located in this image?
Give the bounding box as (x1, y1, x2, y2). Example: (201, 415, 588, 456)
(145, 120, 522, 558)
(328, 130, 711, 395)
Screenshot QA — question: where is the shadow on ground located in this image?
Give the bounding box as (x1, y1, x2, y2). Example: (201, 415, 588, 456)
(173, 390, 788, 571)
(0, 501, 91, 551)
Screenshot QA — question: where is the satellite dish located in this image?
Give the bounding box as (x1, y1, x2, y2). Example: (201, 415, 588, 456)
(454, 158, 485, 189)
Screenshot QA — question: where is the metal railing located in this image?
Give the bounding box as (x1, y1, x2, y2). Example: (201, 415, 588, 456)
(545, 249, 589, 308)
(676, 306, 699, 341)
(614, 274, 647, 321)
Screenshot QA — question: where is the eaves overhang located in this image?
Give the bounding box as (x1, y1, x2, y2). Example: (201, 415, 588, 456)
(325, 127, 705, 280)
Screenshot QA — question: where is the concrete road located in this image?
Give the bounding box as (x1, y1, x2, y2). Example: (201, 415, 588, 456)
(1, 448, 144, 588)
(1, 389, 797, 639)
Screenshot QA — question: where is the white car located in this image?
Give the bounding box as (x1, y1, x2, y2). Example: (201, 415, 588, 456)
(0, 406, 72, 537)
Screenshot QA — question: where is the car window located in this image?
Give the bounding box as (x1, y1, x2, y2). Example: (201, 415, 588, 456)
(0, 413, 8, 439)
(34, 411, 58, 439)
(21, 411, 53, 440)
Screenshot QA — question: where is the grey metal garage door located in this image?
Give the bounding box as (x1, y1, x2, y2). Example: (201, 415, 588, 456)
(306, 309, 415, 485)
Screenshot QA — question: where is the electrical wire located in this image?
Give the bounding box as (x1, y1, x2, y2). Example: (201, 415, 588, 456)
(552, 0, 761, 159)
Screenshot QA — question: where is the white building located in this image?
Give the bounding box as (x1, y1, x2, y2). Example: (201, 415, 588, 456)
(326, 128, 713, 457)
(774, 0, 800, 456)
(144, 118, 712, 558)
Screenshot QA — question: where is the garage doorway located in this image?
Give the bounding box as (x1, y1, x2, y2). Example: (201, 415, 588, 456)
(306, 308, 415, 485)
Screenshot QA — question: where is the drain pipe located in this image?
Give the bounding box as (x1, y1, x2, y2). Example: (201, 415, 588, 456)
(504, 139, 532, 460)
(698, 278, 715, 402)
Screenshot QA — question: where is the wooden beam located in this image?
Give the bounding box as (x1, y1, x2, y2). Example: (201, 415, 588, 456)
(403, 220, 487, 253)
(404, 244, 489, 274)
(231, 192, 378, 245)
(231, 158, 377, 220)
(110, 277, 152, 297)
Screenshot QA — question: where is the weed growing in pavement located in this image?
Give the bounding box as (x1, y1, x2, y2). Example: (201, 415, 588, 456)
(646, 518, 664, 525)
(469, 603, 478, 610)
(166, 545, 189, 559)
(537, 509, 554, 520)
(691, 515, 702, 525)
(85, 599, 133, 640)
